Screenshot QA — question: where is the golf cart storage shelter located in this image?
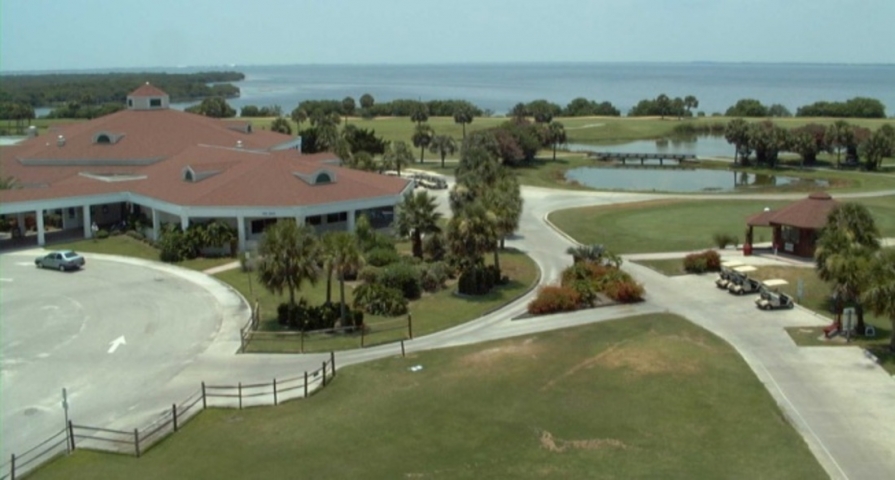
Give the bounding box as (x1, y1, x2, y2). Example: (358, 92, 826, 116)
(744, 192, 838, 258)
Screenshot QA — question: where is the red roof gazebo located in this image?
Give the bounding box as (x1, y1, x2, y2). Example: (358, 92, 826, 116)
(745, 192, 838, 257)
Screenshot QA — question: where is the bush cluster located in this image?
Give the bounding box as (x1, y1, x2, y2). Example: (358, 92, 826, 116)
(277, 300, 364, 332)
(528, 260, 644, 315)
(352, 283, 408, 316)
(712, 233, 739, 249)
(683, 250, 722, 273)
(380, 262, 422, 300)
(458, 265, 504, 295)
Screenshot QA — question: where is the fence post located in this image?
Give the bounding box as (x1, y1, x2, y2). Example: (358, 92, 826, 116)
(361, 325, 365, 348)
(322, 362, 327, 387)
(401, 340, 406, 358)
(239, 326, 245, 353)
(10, 454, 15, 480)
(304, 371, 308, 397)
(408, 313, 413, 339)
(238, 382, 243, 410)
(134, 429, 141, 458)
(330, 351, 336, 377)
(273, 378, 278, 406)
(300, 329, 305, 353)
(172, 404, 178, 432)
(68, 420, 76, 451)
(201, 382, 207, 409)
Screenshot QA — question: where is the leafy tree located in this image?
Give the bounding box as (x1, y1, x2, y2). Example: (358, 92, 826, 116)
(725, 99, 769, 117)
(453, 103, 475, 139)
(395, 190, 443, 259)
(257, 221, 321, 309)
(860, 126, 895, 171)
(815, 203, 881, 334)
(747, 120, 789, 167)
(188, 96, 236, 118)
(411, 123, 435, 163)
(270, 117, 292, 135)
(671, 97, 685, 119)
(510, 103, 528, 121)
(526, 99, 561, 123)
(290, 107, 308, 129)
(563, 98, 621, 117)
(429, 134, 457, 168)
(796, 97, 886, 118)
(724, 118, 751, 164)
(789, 123, 829, 165)
(683, 95, 699, 115)
(768, 104, 792, 117)
(351, 151, 377, 171)
(359, 93, 375, 110)
(546, 121, 567, 161)
(382, 141, 414, 176)
(341, 124, 387, 156)
(655, 94, 672, 119)
(825, 120, 854, 167)
(861, 248, 895, 351)
(410, 101, 429, 126)
(328, 231, 365, 325)
(341, 96, 356, 118)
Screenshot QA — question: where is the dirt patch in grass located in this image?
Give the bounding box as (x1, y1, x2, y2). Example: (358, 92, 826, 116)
(539, 430, 628, 452)
(456, 337, 544, 369)
(594, 340, 701, 376)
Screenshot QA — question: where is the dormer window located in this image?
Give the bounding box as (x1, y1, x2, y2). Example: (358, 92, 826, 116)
(96, 134, 111, 144)
(182, 165, 221, 183)
(183, 168, 195, 182)
(93, 131, 124, 145)
(316, 172, 332, 184)
(150, 98, 162, 108)
(293, 169, 337, 185)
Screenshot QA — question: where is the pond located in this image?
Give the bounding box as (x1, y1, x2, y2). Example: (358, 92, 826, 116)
(565, 167, 829, 193)
(567, 135, 735, 158)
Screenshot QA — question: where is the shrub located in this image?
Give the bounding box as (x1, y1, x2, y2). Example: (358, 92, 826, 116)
(712, 232, 739, 249)
(423, 232, 447, 262)
(568, 279, 598, 305)
(458, 265, 496, 295)
(126, 230, 145, 241)
(366, 247, 401, 267)
(110, 229, 123, 237)
(605, 280, 645, 303)
(418, 261, 448, 292)
(527, 285, 581, 315)
(380, 262, 422, 300)
(96, 229, 109, 239)
(358, 265, 382, 284)
(683, 250, 722, 273)
(158, 230, 190, 263)
(353, 283, 408, 316)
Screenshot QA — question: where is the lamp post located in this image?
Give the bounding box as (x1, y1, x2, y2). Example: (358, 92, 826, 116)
(245, 252, 254, 299)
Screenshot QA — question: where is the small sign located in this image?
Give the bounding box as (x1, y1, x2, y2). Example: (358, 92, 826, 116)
(797, 278, 804, 302)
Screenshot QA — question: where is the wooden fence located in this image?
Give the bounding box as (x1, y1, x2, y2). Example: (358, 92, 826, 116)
(0, 354, 335, 480)
(242, 315, 413, 353)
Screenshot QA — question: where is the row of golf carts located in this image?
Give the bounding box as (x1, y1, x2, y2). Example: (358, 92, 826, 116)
(714, 260, 794, 310)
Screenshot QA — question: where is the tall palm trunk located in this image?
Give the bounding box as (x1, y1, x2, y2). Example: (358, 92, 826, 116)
(420, 146, 425, 163)
(441, 153, 446, 169)
(325, 269, 333, 303)
(412, 230, 423, 259)
(552, 142, 557, 161)
(339, 272, 347, 326)
(493, 242, 501, 278)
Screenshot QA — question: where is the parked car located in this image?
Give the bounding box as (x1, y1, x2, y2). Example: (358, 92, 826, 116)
(35, 250, 85, 271)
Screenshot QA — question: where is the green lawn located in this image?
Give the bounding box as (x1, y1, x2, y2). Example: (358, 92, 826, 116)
(52, 235, 237, 272)
(632, 258, 689, 276)
(29, 314, 825, 479)
(549, 196, 895, 255)
(221, 249, 539, 353)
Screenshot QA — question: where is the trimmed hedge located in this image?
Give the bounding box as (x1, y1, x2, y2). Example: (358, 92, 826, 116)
(353, 283, 408, 316)
(458, 264, 500, 296)
(277, 300, 364, 331)
(683, 250, 722, 273)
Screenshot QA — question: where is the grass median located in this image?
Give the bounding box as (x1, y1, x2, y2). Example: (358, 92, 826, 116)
(222, 248, 539, 353)
(548, 196, 895, 255)
(50, 235, 236, 272)
(29, 313, 826, 479)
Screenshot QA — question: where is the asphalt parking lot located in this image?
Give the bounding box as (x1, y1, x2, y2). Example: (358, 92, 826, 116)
(0, 251, 230, 460)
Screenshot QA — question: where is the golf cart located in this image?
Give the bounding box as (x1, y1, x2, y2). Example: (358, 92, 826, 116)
(715, 260, 745, 289)
(727, 266, 760, 295)
(754, 279, 794, 310)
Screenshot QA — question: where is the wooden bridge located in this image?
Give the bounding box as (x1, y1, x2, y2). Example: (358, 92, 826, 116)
(585, 152, 698, 166)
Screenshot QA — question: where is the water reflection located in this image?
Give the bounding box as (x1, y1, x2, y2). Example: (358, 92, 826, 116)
(567, 135, 734, 158)
(565, 167, 828, 193)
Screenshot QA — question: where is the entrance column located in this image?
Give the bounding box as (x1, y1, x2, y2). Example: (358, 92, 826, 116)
(180, 215, 189, 231)
(36, 209, 45, 246)
(347, 210, 356, 232)
(237, 216, 246, 252)
(151, 208, 160, 241)
(16, 212, 25, 236)
(82, 205, 92, 238)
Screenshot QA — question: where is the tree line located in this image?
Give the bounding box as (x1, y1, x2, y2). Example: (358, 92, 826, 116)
(0, 71, 243, 107)
(724, 118, 895, 170)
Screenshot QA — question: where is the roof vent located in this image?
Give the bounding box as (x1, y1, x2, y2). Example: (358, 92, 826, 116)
(57, 135, 65, 147)
(28, 125, 38, 138)
(236, 140, 243, 149)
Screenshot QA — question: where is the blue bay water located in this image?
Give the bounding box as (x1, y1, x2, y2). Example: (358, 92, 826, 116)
(217, 62, 895, 117)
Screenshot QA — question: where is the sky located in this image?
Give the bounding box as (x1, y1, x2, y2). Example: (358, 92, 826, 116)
(2, 0, 893, 72)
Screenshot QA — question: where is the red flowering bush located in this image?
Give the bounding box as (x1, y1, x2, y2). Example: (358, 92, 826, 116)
(527, 285, 582, 315)
(605, 279, 645, 303)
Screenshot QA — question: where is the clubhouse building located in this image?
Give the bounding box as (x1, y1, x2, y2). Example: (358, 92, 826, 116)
(0, 85, 412, 250)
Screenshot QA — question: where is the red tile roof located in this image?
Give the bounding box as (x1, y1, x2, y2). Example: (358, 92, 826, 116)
(747, 192, 838, 230)
(128, 83, 169, 97)
(0, 108, 411, 210)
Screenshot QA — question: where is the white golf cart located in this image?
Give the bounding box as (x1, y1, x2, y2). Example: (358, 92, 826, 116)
(754, 279, 794, 310)
(715, 260, 744, 289)
(727, 266, 760, 295)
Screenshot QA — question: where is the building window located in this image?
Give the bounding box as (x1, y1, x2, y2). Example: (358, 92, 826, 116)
(150, 98, 162, 107)
(96, 134, 111, 144)
(250, 218, 278, 234)
(316, 172, 332, 184)
(128, 99, 133, 107)
(183, 169, 194, 182)
(306, 215, 322, 226)
(68, 208, 76, 218)
(781, 226, 799, 244)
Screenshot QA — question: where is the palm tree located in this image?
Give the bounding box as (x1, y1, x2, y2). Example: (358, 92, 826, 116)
(383, 141, 414, 177)
(320, 232, 338, 304)
(815, 203, 881, 334)
(204, 220, 237, 255)
(482, 176, 522, 274)
(453, 104, 475, 139)
(328, 232, 365, 325)
(566, 244, 607, 264)
(825, 120, 854, 168)
(290, 107, 308, 131)
(724, 118, 750, 164)
(861, 249, 895, 351)
(429, 135, 457, 168)
(270, 117, 292, 135)
(410, 101, 429, 127)
(395, 190, 443, 259)
(446, 201, 498, 272)
(411, 123, 435, 163)
(257, 221, 321, 308)
(547, 121, 567, 161)
(0, 176, 18, 190)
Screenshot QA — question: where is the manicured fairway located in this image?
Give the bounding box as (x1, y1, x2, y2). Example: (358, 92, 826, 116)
(549, 196, 895, 254)
(29, 314, 826, 479)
